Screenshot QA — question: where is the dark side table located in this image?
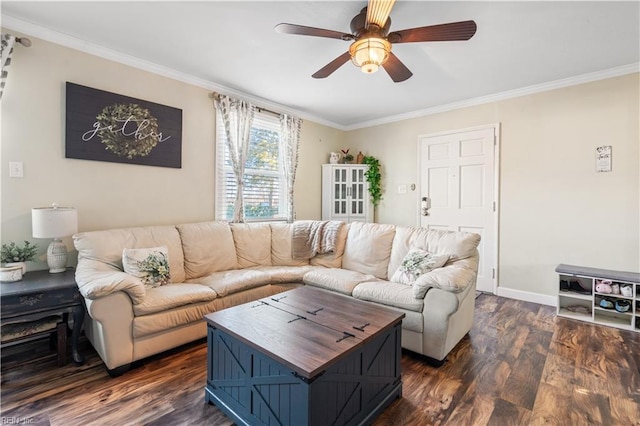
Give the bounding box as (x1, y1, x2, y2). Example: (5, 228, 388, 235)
(0, 268, 84, 366)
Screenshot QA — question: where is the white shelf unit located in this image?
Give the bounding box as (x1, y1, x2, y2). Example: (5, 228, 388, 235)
(321, 164, 373, 223)
(556, 264, 640, 332)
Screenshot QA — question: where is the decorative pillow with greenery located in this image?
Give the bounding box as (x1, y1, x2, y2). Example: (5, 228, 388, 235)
(1, 241, 38, 264)
(122, 246, 170, 288)
(391, 248, 449, 285)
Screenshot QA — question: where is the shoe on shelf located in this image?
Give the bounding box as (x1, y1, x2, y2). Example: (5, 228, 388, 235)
(569, 280, 591, 295)
(599, 298, 614, 309)
(565, 305, 591, 315)
(595, 281, 612, 294)
(560, 280, 570, 291)
(621, 285, 633, 297)
(611, 283, 620, 294)
(615, 300, 631, 313)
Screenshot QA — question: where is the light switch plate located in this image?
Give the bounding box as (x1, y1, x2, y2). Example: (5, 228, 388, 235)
(9, 162, 24, 178)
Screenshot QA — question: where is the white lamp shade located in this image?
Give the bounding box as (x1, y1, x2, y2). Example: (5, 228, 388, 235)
(32, 207, 78, 238)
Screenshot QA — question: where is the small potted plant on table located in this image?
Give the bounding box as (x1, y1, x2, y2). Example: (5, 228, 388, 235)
(1, 241, 39, 276)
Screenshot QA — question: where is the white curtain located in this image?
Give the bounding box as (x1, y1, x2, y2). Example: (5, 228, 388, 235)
(0, 33, 16, 100)
(214, 94, 256, 223)
(280, 114, 302, 223)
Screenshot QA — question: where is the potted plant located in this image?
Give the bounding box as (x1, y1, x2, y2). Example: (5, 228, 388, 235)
(341, 149, 354, 164)
(363, 156, 383, 207)
(1, 241, 38, 275)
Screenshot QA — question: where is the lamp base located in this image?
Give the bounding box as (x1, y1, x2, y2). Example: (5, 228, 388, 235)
(47, 239, 68, 273)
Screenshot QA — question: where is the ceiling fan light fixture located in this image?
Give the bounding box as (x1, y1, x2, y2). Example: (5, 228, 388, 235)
(349, 37, 391, 74)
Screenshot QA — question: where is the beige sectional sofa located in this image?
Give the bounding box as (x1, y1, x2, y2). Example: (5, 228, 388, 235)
(73, 221, 480, 375)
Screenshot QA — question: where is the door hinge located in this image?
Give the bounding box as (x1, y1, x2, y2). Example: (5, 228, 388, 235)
(493, 201, 496, 212)
(492, 268, 496, 279)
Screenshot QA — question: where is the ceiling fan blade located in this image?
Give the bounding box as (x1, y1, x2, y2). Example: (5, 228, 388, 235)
(275, 23, 354, 40)
(388, 20, 477, 43)
(366, 0, 396, 29)
(312, 52, 352, 79)
(382, 52, 413, 82)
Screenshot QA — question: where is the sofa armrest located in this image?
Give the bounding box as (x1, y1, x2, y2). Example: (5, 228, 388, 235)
(75, 259, 146, 304)
(84, 291, 135, 370)
(412, 255, 479, 299)
(418, 281, 476, 361)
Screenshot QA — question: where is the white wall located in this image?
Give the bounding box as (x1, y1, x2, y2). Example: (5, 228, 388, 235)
(345, 74, 640, 299)
(0, 31, 344, 271)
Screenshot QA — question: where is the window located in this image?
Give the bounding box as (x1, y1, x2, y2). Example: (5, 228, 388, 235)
(215, 109, 286, 222)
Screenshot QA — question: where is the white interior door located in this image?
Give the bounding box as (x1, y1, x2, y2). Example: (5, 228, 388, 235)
(418, 125, 499, 294)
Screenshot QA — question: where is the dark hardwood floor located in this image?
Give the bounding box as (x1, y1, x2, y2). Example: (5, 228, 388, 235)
(1, 294, 639, 425)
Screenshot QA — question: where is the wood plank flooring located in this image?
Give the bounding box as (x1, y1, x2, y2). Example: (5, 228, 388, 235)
(1, 293, 639, 425)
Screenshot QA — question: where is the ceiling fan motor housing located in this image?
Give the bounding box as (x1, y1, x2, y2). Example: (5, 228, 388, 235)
(350, 7, 391, 38)
(349, 7, 393, 73)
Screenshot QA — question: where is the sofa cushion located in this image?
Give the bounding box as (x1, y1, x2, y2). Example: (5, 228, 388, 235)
(134, 299, 217, 338)
(352, 281, 424, 313)
(309, 223, 349, 268)
(231, 223, 272, 268)
(132, 283, 217, 316)
(387, 227, 481, 278)
(412, 228, 480, 261)
(303, 268, 376, 295)
(122, 246, 171, 288)
(176, 222, 237, 279)
(74, 225, 186, 283)
(270, 223, 309, 266)
(390, 249, 449, 285)
(252, 265, 315, 284)
(413, 256, 479, 296)
(387, 226, 420, 279)
(186, 269, 271, 297)
(342, 222, 396, 279)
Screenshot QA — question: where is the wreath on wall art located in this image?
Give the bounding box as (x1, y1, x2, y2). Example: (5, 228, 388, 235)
(96, 103, 159, 159)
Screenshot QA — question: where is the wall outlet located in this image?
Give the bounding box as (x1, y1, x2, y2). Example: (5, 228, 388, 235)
(9, 161, 24, 178)
(397, 184, 407, 194)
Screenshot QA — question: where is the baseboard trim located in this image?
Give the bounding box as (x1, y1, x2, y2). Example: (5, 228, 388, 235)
(495, 287, 557, 307)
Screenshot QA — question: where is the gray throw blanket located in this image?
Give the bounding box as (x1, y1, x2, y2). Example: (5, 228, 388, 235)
(291, 220, 344, 260)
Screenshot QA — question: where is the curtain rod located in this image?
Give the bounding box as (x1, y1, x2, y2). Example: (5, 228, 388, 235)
(210, 92, 281, 117)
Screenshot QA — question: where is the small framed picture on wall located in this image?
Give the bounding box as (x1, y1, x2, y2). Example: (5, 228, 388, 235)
(595, 145, 612, 173)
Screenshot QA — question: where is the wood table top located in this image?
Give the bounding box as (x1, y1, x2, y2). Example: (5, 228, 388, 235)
(205, 286, 404, 379)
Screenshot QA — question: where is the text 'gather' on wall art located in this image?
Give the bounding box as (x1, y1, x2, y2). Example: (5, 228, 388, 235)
(65, 82, 183, 168)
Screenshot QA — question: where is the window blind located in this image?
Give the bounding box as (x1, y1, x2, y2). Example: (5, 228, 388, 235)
(215, 109, 286, 222)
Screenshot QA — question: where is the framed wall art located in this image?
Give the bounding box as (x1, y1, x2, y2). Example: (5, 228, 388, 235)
(65, 82, 183, 168)
(595, 145, 612, 173)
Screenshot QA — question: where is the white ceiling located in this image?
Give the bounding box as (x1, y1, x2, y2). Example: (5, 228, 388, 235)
(2, 1, 639, 129)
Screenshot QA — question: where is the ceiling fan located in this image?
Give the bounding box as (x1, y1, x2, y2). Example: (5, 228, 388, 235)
(275, 0, 477, 82)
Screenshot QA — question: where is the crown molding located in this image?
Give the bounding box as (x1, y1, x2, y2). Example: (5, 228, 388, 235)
(1, 15, 346, 130)
(345, 62, 640, 130)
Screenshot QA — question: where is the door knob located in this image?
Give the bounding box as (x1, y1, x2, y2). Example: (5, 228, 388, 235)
(421, 197, 430, 216)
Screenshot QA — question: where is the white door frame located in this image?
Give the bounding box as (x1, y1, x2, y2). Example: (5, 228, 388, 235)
(416, 123, 501, 294)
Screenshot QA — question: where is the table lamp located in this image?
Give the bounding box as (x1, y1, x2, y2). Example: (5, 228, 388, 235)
(32, 204, 78, 273)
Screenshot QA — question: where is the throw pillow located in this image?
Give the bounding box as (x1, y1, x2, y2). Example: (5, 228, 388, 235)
(391, 248, 449, 285)
(122, 246, 170, 288)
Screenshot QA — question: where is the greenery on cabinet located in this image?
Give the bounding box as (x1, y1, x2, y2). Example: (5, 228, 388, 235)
(363, 156, 382, 207)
